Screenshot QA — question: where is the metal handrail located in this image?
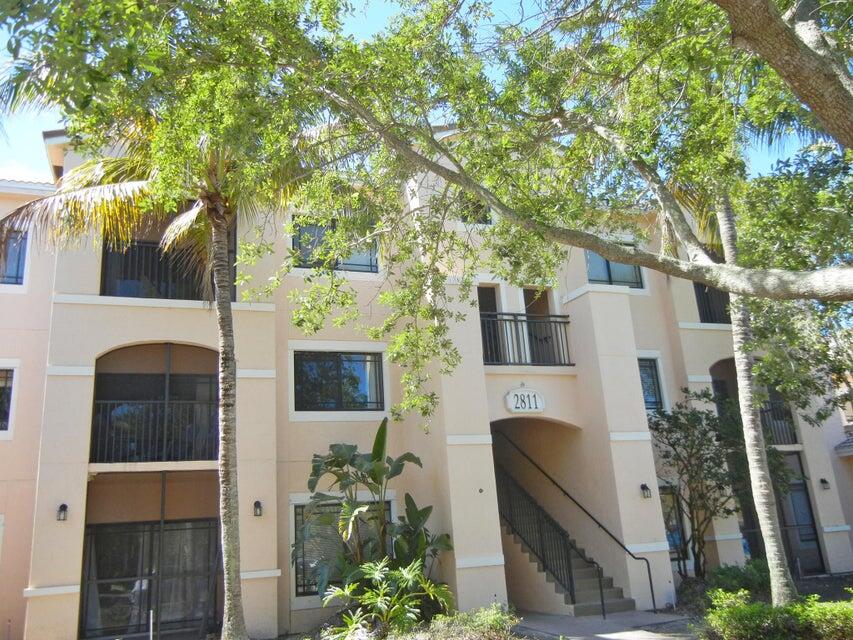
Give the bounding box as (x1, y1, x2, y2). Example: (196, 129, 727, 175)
(760, 401, 798, 445)
(493, 430, 657, 612)
(479, 312, 573, 366)
(496, 464, 606, 618)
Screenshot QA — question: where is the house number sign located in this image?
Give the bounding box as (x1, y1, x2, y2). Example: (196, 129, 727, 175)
(505, 386, 545, 414)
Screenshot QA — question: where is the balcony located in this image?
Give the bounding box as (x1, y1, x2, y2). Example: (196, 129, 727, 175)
(480, 312, 572, 366)
(101, 239, 236, 301)
(694, 283, 731, 324)
(90, 399, 218, 463)
(90, 344, 219, 464)
(760, 401, 798, 445)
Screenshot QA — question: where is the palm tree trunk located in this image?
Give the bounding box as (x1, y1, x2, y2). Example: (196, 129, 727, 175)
(715, 195, 797, 606)
(211, 217, 250, 639)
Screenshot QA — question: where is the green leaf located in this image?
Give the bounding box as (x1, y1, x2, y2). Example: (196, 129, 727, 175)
(371, 417, 388, 463)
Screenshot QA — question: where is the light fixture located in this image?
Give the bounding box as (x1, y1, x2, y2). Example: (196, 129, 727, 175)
(640, 483, 652, 499)
(57, 503, 68, 521)
(253, 500, 263, 517)
(820, 478, 830, 490)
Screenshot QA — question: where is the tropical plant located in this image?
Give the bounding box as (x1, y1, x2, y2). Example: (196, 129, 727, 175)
(390, 493, 452, 574)
(322, 558, 453, 640)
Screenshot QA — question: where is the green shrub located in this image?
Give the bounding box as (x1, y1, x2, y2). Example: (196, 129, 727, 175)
(389, 605, 519, 640)
(707, 560, 771, 597)
(701, 589, 853, 640)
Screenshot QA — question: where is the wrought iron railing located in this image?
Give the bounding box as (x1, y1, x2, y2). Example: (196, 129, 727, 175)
(101, 240, 236, 301)
(495, 464, 606, 617)
(493, 430, 656, 613)
(90, 400, 218, 463)
(760, 401, 798, 445)
(480, 313, 572, 366)
(693, 283, 731, 324)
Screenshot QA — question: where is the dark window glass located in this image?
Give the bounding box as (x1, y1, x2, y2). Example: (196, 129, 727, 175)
(292, 220, 378, 273)
(638, 358, 663, 412)
(293, 502, 391, 597)
(1, 230, 27, 285)
(294, 352, 383, 411)
(660, 487, 686, 561)
(0, 369, 13, 431)
(585, 249, 643, 288)
(693, 283, 731, 323)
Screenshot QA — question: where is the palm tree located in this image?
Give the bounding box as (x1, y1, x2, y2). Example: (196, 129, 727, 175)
(0, 139, 299, 638)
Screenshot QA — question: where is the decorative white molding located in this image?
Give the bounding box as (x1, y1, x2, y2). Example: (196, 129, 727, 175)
(704, 533, 744, 542)
(53, 293, 274, 312)
(288, 339, 387, 352)
(289, 490, 397, 505)
(822, 524, 851, 533)
(625, 541, 670, 554)
(23, 584, 80, 598)
(678, 322, 732, 331)
(446, 434, 493, 446)
(236, 369, 276, 379)
(46, 365, 95, 377)
(456, 554, 505, 569)
(609, 431, 652, 442)
(241, 569, 282, 580)
(688, 375, 714, 383)
(88, 461, 218, 474)
(484, 365, 576, 376)
(289, 267, 385, 282)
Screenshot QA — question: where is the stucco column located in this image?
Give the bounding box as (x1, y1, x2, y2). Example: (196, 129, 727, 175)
(24, 370, 94, 640)
(436, 294, 508, 611)
(565, 287, 675, 610)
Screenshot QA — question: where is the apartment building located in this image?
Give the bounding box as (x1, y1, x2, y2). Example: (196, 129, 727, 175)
(0, 131, 851, 639)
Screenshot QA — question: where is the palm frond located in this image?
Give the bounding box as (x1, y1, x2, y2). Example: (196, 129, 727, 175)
(161, 202, 216, 301)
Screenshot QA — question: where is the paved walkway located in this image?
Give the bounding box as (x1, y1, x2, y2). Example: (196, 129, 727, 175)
(515, 610, 697, 640)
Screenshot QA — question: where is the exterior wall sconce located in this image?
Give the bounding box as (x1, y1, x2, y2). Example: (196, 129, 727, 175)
(820, 478, 830, 490)
(57, 503, 68, 521)
(640, 484, 652, 499)
(253, 500, 263, 517)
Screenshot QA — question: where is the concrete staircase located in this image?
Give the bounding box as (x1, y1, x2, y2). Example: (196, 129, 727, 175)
(501, 524, 636, 616)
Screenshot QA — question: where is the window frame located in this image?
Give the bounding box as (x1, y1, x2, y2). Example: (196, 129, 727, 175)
(0, 229, 31, 292)
(0, 359, 20, 440)
(291, 218, 379, 274)
(585, 247, 644, 289)
(637, 355, 667, 413)
(289, 491, 397, 609)
(288, 340, 390, 423)
(659, 485, 688, 562)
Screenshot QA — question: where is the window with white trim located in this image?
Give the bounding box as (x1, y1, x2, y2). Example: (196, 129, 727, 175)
(1, 230, 27, 285)
(0, 369, 13, 432)
(294, 351, 384, 411)
(585, 248, 643, 288)
(292, 220, 379, 273)
(638, 358, 663, 412)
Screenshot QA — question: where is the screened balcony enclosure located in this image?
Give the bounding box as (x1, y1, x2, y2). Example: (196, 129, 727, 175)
(90, 344, 219, 464)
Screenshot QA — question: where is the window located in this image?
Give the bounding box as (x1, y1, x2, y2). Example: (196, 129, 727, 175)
(585, 249, 643, 288)
(693, 283, 731, 323)
(659, 487, 686, 561)
(1, 230, 27, 285)
(0, 369, 13, 432)
(293, 502, 391, 597)
(638, 358, 663, 412)
(294, 352, 384, 411)
(292, 220, 378, 273)
(457, 192, 492, 225)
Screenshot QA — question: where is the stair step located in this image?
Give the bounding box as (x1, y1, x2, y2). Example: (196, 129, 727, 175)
(568, 587, 625, 604)
(570, 598, 636, 616)
(549, 576, 614, 595)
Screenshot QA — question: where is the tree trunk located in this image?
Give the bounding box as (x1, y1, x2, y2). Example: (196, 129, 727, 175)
(715, 195, 798, 606)
(211, 218, 250, 639)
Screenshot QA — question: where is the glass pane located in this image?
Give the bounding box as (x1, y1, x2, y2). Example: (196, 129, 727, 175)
(585, 251, 610, 284)
(1, 230, 27, 284)
(638, 359, 663, 411)
(294, 353, 340, 410)
(339, 243, 378, 272)
(659, 490, 685, 559)
(84, 578, 151, 636)
(293, 223, 327, 267)
(0, 369, 12, 430)
(340, 354, 382, 410)
(609, 260, 643, 287)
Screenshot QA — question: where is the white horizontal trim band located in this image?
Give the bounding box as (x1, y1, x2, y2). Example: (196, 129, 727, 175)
(625, 541, 670, 554)
(609, 431, 652, 442)
(53, 293, 274, 312)
(688, 375, 714, 383)
(289, 489, 397, 505)
(236, 369, 276, 379)
(241, 569, 281, 580)
(456, 554, 504, 569)
(678, 322, 732, 331)
(823, 524, 851, 533)
(23, 584, 80, 598)
(46, 365, 95, 377)
(446, 435, 493, 446)
(287, 339, 387, 352)
(704, 533, 744, 542)
(484, 365, 576, 376)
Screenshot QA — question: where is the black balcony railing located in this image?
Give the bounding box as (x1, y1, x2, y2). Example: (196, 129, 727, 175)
(694, 283, 731, 324)
(101, 240, 236, 301)
(760, 401, 798, 445)
(90, 400, 218, 463)
(480, 312, 572, 366)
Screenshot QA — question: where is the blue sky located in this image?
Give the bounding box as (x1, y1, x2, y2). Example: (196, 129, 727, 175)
(0, 2, 793, 182)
